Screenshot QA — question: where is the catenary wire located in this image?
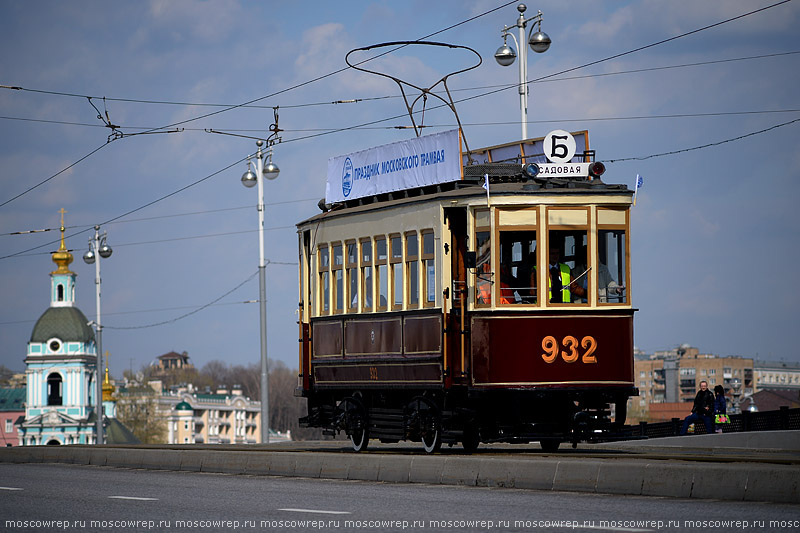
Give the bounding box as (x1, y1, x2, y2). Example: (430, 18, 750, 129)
(1, 199, 318, 237)
(606, 117, 800, 162)
(102, 270, 259, 330)
(0, 1, 791, 260)
(4, 51, 796, 113)
(279, 0, 795, 145)
(0, 1, 518, 211)
(4, 107, 800, 134)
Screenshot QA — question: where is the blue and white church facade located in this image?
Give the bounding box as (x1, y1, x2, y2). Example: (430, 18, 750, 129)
(18, 214, 99, 445)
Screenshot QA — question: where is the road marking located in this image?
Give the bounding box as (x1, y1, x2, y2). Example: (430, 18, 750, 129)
(109, 496, 159, 501)
(582, 526, 654, 532)
(278, 508, 351, 515)
(0, 487, 23, 491)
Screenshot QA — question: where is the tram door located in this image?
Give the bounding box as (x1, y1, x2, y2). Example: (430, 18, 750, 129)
(444, 207, 469, 384)
(299, 229, 312, 391)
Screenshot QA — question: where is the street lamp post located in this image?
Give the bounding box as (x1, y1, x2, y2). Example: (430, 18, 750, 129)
(241, 140, 280, 444)
(83, 225, 112, 444)
(494, 3, 551, 140)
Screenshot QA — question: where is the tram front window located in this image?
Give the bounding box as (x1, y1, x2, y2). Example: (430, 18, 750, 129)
(598, 229, 627, 303)
(498, 231, 537, 304)
(548, 230, 588, 304)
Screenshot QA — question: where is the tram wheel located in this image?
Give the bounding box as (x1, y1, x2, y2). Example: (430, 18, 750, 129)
(614, 400, 628, 428)
(421, 424, 442, 454)
(338, 397, 369, 452)
(462, 424, 480, 453)
(411, 396, 442, 454)
(539, 438, 561, 452)
(351, 423, 369, 452)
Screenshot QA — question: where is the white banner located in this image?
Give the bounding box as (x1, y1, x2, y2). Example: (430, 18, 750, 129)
(326, 129, 462, 203)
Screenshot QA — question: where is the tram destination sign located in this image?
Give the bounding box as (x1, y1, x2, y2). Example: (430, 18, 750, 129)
(536, 162, 590, 178)
(326, 129, 463, 203)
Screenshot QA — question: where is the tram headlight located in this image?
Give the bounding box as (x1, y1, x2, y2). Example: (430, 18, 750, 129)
(522, 162, 540, 178)
(589, 161, 606, 178)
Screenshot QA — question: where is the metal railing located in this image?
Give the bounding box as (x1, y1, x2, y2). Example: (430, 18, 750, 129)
(623, 406, 799, 438)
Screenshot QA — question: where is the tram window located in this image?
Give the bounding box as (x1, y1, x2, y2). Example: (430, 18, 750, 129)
(475, 228, 492, 306)
(346, 241, 358, 313)
(376, 237, 388, 311)
(360, 238, 373, 311)
(547, 230, 588, 305)
(406, 232, 419, 307)
(318, 245, 330, 314)
(498, 231, 536, 304)
(422, 230, 435, 306)
(598, 229, 627, 303)
(333, 243, 344, 313)
(391, 234, 403, 310)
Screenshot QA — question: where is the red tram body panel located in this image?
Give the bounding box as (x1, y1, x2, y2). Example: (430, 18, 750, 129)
(470, 313, 634, 388)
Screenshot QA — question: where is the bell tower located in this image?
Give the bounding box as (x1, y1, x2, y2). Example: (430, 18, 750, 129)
(18, 210, 99, 445)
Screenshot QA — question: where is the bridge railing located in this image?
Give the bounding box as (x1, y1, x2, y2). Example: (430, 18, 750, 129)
(622, 406, 799, 438)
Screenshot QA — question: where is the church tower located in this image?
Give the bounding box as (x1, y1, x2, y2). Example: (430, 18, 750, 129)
(18, 210, 99, 445)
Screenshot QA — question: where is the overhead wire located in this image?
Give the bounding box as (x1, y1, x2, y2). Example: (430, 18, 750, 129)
(606, 116, 800, 162)
(3, 106, 800, 137)
(0, 2, 518, 210)
(279, 0, 796, 145)
(128, 0, 521, 136)
(1, 198, 318, 237)
(102, 269, 259, 330)
(0, 142, 111, 209)
(4, 50, 796, 115)
(0, 0, 520, 258)
(0, 1, 792, 260)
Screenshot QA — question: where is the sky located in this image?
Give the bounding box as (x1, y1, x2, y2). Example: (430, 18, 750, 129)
(1, 0, 798, 378)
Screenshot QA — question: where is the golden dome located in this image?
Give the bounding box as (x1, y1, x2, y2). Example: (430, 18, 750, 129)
(102, 352, 116, 402)
(51, 208, 75, 275)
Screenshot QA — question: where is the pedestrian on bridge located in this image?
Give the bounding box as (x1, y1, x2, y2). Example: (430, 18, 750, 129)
(680, 380, 715, 435)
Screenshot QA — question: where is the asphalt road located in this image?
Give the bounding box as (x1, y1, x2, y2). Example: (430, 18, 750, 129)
(1, 464, 798, 532)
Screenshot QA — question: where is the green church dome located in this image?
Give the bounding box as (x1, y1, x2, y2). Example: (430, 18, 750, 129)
(30, 307, 95, 343)
(174, 401, 193, 412)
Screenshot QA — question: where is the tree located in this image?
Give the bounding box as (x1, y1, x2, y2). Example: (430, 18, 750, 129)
(128, 354, 324, 441)
(0, 365, 14, 387)
(266, 360, 323, 440)
(116, 385, 167, 444)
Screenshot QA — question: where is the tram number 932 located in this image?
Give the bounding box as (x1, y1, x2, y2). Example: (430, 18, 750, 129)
(541, 335, 598, 364)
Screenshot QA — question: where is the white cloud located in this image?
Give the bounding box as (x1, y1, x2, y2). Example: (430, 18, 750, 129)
(147, 0, 243, 43)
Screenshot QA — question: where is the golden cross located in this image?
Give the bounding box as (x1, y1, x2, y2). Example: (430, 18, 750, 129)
(57, 208, 67, 250)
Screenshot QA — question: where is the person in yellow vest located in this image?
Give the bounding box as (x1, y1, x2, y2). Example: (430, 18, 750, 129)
(545, 247, 586, 303)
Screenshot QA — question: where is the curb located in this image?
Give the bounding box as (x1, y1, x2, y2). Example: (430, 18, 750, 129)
(1, 446, 797, 504)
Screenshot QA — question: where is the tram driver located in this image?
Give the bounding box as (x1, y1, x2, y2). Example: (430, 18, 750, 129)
(545, 247, 586, 304)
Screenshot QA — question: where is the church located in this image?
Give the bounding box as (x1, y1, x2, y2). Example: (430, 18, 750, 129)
(17, 212, 136, 445)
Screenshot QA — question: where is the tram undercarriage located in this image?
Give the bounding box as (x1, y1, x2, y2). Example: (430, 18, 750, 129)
(300, 386, 637, 453)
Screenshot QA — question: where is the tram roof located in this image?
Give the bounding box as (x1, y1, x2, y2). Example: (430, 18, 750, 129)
(298, 163, 632, 228)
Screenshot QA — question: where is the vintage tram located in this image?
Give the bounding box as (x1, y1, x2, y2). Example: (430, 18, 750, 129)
(296, 131, 637, 452)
